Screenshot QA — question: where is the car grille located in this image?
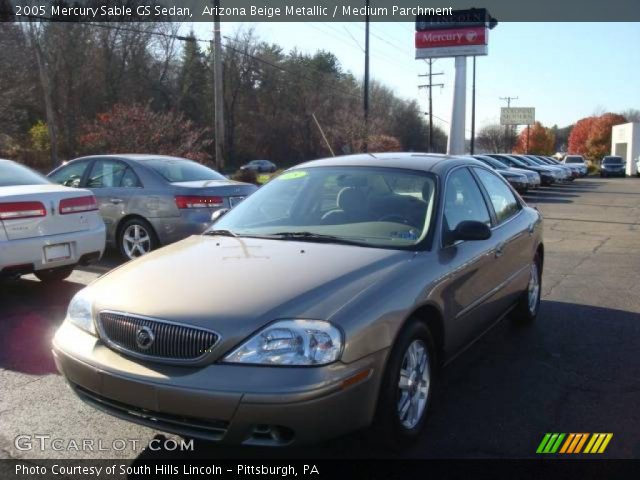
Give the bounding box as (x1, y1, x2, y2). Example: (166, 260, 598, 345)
(98, 311, 219, 361)
(72, 384, 228, 441)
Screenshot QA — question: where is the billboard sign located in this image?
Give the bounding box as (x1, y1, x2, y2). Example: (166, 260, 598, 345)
(501, 107, 536, 125)
(415, 27, 488, 59)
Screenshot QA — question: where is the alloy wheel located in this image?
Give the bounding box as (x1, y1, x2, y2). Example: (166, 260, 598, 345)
(397, 339, 430, 429)
(528, 262, 540, 315)
(122, 224, 152, 259)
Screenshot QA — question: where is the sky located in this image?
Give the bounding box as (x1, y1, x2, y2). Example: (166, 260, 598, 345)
(193, 22, 640, 135)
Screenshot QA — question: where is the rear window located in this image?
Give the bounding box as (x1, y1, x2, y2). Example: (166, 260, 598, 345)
(603, 157, 623, 164)
(143, 158, 226, 183)
(0, 160, 51, 187)
(565, 156, 584, 164)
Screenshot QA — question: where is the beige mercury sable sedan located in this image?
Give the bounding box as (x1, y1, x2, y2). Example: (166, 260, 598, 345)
(53, 153, 544, 447)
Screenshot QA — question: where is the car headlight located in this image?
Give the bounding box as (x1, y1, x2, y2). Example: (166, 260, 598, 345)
(66, 288, 96, 335)
(223, 320, 343, 366)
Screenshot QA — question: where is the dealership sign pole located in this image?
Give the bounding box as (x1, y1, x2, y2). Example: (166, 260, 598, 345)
(416, 9, 497, 155)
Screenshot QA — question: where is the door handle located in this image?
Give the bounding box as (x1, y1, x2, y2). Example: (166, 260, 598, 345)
(110, 198, 123, 204)
(495, 243, 505, 258)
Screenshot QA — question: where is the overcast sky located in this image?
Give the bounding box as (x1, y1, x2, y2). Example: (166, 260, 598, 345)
(193, 22, 640, 135)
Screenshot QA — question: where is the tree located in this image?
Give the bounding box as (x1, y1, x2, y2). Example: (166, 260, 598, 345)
(584, 113, 627, 162)
(79, 104, 213, 163)
(513, 122, 555, 155)
(476, 124, 510, 153)
(620, 109, 640, 123)
(177, 32, 209, 125)
(568, 116, 597, 156)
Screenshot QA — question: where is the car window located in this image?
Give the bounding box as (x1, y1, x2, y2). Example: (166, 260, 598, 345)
(442, 168, 491, 244)
(143, 158, 226, 182)
(0, 161, 51, 187)
(603, 157, 623, 164)
(565, 156, 584, 164)
(48, 160, 90, 187)
(474, 168, 521, 224)
(120, 167, 142, 188)
(86, 159, 127, 188)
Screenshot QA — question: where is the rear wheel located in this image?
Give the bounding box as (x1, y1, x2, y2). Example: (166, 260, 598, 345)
(511, 253, 541, 323)
(118, 218, 158, 260)
(371, 320, 437, 448)
(35, 266, 74, 283)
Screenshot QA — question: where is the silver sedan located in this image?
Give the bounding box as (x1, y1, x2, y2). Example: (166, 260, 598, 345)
(48, 155, 257, 259)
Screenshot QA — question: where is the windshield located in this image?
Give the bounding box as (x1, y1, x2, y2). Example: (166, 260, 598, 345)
(0, 160, 51, 187)
(143, 158, 226, 183)
(211, 166, 437, 248)
(603, 157, 623, 164)
(565, 156, 584, 164)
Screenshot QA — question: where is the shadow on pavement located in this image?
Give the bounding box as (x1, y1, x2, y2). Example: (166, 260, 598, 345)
(128, 300, 640, 460)
(0, 278, 85, 374)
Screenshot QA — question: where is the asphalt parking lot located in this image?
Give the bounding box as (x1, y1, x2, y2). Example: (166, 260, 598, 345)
(1, 177, 639, 460)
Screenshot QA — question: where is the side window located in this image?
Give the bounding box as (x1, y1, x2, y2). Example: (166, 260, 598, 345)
(86, 160, 127, 188)
(49, 160, 90, 187)
(120, 167, 142, 188)
(474, 168, 521, 224)
(443, 168, 491, 244)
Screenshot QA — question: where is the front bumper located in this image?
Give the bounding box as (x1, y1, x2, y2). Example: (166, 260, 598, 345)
(507, 179, 528, 192)
(0, 224, 105, 275)
(52, 322, 386, 446)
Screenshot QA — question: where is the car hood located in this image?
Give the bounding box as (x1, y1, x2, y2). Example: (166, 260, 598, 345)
(89, 235, 413, 356)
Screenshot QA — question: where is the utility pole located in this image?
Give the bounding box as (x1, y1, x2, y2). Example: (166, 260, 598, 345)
(499, 96, 518, 152)
(470, 56, 477, 154)
(213, 0, 225, 171)
(363, 0, 370, 152)
(418, 59, 443, 152)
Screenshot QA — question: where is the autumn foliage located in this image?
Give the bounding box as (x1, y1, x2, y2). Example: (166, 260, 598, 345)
(568, 113, 627, 162)
(79, 104, 213, 163)
(513, 122, 555, 155)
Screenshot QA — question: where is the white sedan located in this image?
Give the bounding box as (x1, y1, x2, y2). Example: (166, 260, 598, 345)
(0, 159, 106, 283)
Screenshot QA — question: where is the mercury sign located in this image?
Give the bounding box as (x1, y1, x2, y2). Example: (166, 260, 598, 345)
(415, 27, 488, 59)
(501, 107, 536, 125)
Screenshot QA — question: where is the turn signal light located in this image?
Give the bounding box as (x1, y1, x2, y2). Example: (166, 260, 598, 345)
(175, 195, 224, 209)
(0, 201, 46, 220)
(59, 196, 98, 215)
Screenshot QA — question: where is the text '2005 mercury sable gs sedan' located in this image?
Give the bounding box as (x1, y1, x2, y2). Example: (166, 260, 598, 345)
(53, 153, 544, 447)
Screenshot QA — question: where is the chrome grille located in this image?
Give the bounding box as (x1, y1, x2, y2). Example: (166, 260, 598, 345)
(98, 311, 219, 361)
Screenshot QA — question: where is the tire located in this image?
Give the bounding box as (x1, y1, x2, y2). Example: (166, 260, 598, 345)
(510, 253, 542, 324)
(370, 320, 437, 448)
(35, 266, 74, 283)
(118, 218, 159, 261)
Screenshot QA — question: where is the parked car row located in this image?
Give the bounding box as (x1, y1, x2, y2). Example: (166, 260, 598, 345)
(468, 153, 586, 194)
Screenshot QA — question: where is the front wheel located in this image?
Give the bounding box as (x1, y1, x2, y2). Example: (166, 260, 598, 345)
(371, 321, 437, 448)
(35, 266, 74, 283)
(511, 253, 541, 324)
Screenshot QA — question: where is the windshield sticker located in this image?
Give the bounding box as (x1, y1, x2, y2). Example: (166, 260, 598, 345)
(278, 171, 308, 180)
(390, 230, 419, 241)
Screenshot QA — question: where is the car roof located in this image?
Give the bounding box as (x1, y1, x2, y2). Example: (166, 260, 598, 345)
(67, 154, 193, 163)
(291, 152, 484, 175)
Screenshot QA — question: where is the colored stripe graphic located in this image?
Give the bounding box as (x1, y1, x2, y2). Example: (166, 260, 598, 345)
(538, 433, 613, 454)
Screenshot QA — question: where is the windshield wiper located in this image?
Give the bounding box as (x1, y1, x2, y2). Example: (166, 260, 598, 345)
(268, 231, 365, 246)
(203, 229, 238, 237)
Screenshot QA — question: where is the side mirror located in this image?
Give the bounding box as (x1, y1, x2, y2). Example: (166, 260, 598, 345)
(210, 208, 229, 223)
(452, 220, 491, 242)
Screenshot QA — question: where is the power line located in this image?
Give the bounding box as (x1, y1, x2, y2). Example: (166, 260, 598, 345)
(418, 59, 444, 152)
